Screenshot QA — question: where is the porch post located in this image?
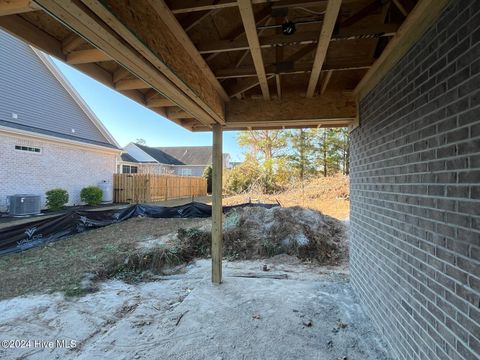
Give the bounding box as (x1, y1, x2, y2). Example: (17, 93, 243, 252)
(211, 123, 223, 284)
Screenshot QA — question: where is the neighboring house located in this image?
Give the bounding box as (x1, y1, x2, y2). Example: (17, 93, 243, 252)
(0, 30, 121, 211)
(119, 143, 231, 176)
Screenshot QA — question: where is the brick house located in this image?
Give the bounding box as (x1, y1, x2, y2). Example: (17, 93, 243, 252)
(119, 143, 231, 176)
(0, 30, 121, 210)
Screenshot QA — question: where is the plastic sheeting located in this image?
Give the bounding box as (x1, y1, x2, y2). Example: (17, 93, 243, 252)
(0, 202, 278, 256)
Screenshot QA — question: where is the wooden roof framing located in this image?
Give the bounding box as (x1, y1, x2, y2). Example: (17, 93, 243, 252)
(0, 0, 450, 131)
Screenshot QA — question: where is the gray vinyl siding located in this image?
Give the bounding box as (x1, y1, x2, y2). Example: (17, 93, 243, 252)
(173, 166, 207, 177)
(0, 30, 110, 144)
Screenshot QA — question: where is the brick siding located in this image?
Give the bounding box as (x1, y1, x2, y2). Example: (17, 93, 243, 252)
(0, 132, 117, 210)
(350, 1, 480, 359)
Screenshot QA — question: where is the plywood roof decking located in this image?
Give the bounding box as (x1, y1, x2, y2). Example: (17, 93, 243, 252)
(0, 0, 423, 131)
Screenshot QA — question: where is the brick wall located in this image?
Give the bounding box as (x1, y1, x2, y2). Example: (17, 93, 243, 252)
(350, 1, 480, 359)
(0, 132, 117, 210)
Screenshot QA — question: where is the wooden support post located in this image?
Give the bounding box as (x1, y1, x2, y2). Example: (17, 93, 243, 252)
(211, 123, 223, 284)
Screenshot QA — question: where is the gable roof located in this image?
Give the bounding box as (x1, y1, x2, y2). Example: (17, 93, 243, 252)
(120, 153, 139, 163)
(0, 30, 119, 150)
(156, 146, 213, 166)
(134, 143, 184, 165)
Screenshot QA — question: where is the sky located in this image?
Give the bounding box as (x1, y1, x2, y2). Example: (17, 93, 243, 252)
(52, 59, 245, 161)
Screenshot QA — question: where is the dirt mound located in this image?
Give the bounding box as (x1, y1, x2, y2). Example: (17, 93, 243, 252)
(98, 206, 346, 283)
(220, 206, 345, 264)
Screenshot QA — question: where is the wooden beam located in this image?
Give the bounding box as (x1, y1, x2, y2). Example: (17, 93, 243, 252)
(115, 78, 152, 90)
(34, 0, 218, 126)
(147, 97, 176, 108)
(66, 48, 111, 64)
(235, 16, 273, 69)
(392, 0, 408, 17)
(170, 0, 326, 13)
(0, 0, 38, 16)
(228, 74, 275, 98)
(183, 9, 217, 32)
(211, 123, 223, 284)
(238, 0, 269, 100)
(79, 0, 227, 120)
(320, 70, 333, 94)
(112, 67, 130, 83)
(145, 0, 228, 101)
(216, 61, 371, 79)
(340, 0, 383, 27)
(225, 93, 356, 127)
(167, 108, 191, 119)
(354, 0, 450, 100)
(62, 34, 85, 53)
(275, 74, 281, 99)
(306, 0, 342, 98)
(0, 14, 64, 59)
(198, 25, 398, 54)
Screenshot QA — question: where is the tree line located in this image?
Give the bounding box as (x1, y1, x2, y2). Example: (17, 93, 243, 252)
(223, 128, 349, 194)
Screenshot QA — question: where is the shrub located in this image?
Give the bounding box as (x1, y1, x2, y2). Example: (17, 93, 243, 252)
(80, 186, 103, 206)
(203, 165, 212, 194)
(45, 188, 69, 211)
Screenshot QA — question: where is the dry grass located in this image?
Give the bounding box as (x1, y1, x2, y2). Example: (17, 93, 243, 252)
(0, 217, 208, 299)
(224, 175, 350, 220)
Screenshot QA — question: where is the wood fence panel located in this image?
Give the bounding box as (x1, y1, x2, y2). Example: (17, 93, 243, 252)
(113, 174, 207, 203)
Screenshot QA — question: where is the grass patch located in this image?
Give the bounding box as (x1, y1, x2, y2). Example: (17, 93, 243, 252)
(0, 217, 208, 300)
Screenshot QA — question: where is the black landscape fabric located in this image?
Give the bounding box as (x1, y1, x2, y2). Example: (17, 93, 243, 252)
(0, 202, 277, 256)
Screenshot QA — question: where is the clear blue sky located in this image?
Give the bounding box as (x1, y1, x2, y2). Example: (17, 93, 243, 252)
(52, 59, 244, 161)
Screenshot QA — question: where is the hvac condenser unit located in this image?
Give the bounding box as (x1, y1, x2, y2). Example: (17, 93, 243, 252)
(8, 194, 41, 216)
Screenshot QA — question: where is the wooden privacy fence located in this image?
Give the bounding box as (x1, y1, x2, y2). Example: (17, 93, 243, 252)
(113, 174, 207, 203)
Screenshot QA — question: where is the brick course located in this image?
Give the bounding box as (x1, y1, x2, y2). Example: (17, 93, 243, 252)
(350, 1, 480, 359)
(0, 132, 117, 210)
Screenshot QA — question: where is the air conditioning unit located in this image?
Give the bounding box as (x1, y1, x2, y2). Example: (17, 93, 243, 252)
(8, 194, 41, 216)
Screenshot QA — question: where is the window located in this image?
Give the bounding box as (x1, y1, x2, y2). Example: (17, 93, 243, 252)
(180, 168, 192, 176)
(15, 145, 41, 153)
(122, 165, 138, 174)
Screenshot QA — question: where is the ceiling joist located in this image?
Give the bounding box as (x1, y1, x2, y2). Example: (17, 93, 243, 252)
(198, 25, 397, 54)
(66, 48, 111, 64)
(306, 0, 342, 98)
(170, 0, 324, 14)
(0, 0, 39, 16)
(238, 0, 270, 100)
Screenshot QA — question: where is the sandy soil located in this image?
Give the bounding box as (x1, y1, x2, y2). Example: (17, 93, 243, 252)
(0, 258, 390, 360)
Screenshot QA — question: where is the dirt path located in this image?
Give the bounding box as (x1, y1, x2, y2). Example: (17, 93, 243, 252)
(0, 259, 390, 360)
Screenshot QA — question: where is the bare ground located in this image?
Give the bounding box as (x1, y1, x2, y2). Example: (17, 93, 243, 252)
(0, 259, 391, 360)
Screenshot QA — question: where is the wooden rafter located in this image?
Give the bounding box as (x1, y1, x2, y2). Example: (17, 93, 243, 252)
(224, 93, 356, 128)
(182, 9, 218, 32)
(0, 0, 39, 16)
(78, 0, 227, 121)
(112, 67, 130, 83)
(206, 6, 271, 63)
(34, 0, 222, 126)
(170, 0, 325, 14)
(198, 25, 397, 54)
(115, 78, 152, 90)
(354, 0, 450, 100)
(392, 0, 408, 17)
(62, 34, 85, 53)
(340, 0, 383, 27)
(306, 0, 342, 98)
(147, 97, 175, 108)
(320, 70, 333, 94)
(216, 62, 371, 79)
(66, 48, 111, 64)
(228, 74, 275, 98)
(238, 0, 270, 100)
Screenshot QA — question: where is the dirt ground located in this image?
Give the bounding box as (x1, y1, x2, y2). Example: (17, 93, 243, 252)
(0, 217, 210, 299)
(0, 259, 391, 360)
